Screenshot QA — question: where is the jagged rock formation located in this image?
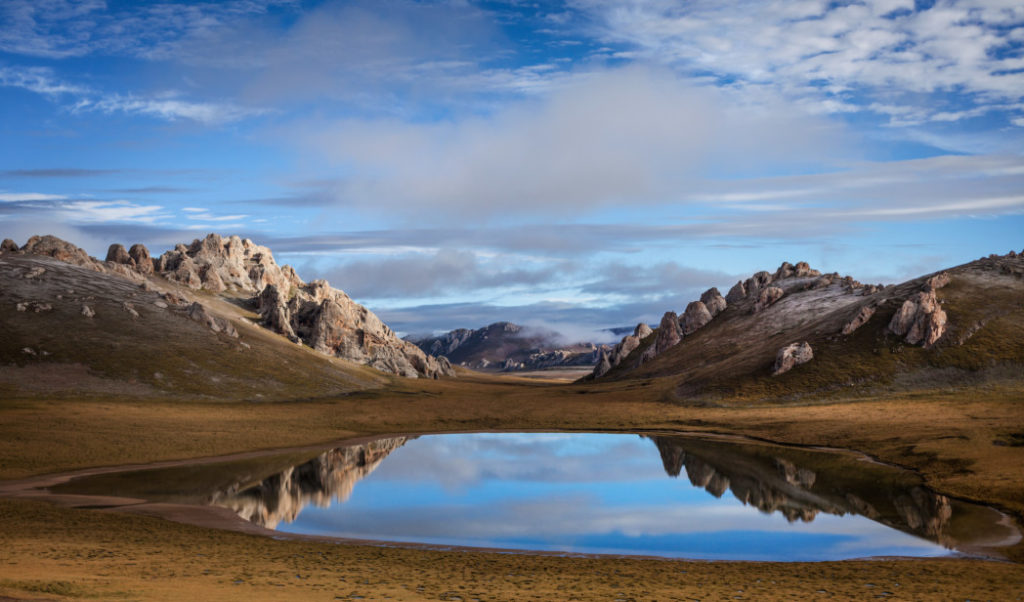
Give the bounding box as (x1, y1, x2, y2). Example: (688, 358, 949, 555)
(641, 312, 682, 364)
(700, 287, 727, 317)
(593, 323, 651, 378)
(412, 321, 607, 372)
(773, 342, 813, 376)
(5, 233, 454, 379)
(210, 437, 409, 528)
(681, 302, 713, 335)
(0, 239, 18, 253)
(888, 272, 950, 348)
(258, 280, 452, 378)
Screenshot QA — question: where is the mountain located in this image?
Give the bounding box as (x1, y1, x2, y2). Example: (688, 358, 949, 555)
(587, 253, 1024, 402)
(410, 321, 608, 371)
(0, 234, 453, 401)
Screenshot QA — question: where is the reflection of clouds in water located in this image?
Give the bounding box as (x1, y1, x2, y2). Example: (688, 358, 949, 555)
(372, 433, 663, 490)
(285, 493, 943, 557)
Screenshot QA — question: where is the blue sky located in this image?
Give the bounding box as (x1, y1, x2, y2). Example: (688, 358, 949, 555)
(1, 0, 1022, 339)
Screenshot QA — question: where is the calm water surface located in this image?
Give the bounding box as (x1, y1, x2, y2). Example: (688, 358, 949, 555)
(189, 433, 1016, 561)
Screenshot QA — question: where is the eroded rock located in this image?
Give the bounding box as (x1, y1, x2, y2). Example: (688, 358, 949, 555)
(753, 286, 784, 313)
(888, 289, 946, 347)
(106, 244, 132, 265)
(0, 238, 17, 253)
(129, 244, 153, 275)
(773, 342, 813, 376)
(700, 287, 727, 317)
(841, 305, 876, 335)
(681, 301, 713, 335)
(725, 280, 747, 303)
(187, 302, 238, 338)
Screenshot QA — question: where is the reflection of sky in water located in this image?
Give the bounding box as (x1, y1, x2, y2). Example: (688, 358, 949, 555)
(275, 433, 953, 561)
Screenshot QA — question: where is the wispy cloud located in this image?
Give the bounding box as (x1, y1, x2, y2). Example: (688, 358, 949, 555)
(0, 65, 265, 124)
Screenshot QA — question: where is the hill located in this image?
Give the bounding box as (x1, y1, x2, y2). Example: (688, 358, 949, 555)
(0, 233, 454, 402)
(587, 253, 1024, 403)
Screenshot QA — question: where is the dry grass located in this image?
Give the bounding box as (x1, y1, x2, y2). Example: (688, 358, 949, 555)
(3, 498, 1024, 602)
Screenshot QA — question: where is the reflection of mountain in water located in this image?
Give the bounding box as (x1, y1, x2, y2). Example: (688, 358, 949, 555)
(647, 435, 956, 546)
(209, 437, 409, 528)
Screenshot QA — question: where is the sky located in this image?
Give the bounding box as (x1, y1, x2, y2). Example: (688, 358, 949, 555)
(1, 0, 1022, 340)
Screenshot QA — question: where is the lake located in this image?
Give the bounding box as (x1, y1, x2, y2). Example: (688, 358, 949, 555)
(54, 432, 1019, 561)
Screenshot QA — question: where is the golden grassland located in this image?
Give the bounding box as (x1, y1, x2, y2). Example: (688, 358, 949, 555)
(1, 372, 1024, 600)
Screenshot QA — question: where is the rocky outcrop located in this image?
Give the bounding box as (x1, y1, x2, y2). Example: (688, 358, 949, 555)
(681, 301, 713, 335)
(753, 286, 784, 313)
(106, 244, 131, 265)
(592, 322, 651, 378)
(773, 342, 813, 376)
(888, 289, 947, 347)
(888, 274, 950, 348)
(129, 244, 153, 275)
(257, 281, 453, 379)
(841, 305, 876, 335)
(642, 311, 683, 363)
(10, 232, 452, 379)
(152, 233, 301, 294)
(0, 238, 18, 253)
(725, 280, 746, 303)
(700, 287, 727, 317)
(20, 235, 97, 269)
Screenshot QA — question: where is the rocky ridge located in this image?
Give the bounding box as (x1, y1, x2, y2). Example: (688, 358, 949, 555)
(587, 249, 1024, 397)
(1, 233, 453, 379)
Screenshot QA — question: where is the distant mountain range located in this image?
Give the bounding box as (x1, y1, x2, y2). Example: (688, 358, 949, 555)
(409, 322, 610, 372)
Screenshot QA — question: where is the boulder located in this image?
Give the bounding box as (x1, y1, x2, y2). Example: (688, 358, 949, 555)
(128, 244, 153, 275)
(0, 238, 17, 253)
(21, 235, 96, 268)
(634, 322, 654, 340)
(753, 286, 784, 313)
(699, 287, 727, 317)
(681, 301, 713, 335)
(888, 289, 946, 347)
(841, 305, 876, 335)
(105, 244, 132, 265)
(725, 280, 746, 303)
(81, 304, 95, 318)
(773, 342, 813, 376)
(653, 311, 683, 354)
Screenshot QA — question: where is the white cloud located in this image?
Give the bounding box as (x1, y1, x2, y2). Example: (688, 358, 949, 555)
(295, 67, 846, 220)
(0, 192, 68, 202)
(0, 65, 265, 125)
(569, 0, 1024, 123)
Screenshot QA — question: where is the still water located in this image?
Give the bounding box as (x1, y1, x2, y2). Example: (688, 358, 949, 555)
(53, 432, 1019, 561)
(179, 432, 1016, 561)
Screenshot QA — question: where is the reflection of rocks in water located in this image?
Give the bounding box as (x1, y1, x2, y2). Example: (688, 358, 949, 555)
(895, 487, 952, 538)
(774, 457, 816, 489)
(210, 437, 408, 528)
(646, 436, 957, 542)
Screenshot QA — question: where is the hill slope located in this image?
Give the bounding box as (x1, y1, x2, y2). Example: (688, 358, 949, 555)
(588, 252, 1024, 402)
(0, 233, 456, 401)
